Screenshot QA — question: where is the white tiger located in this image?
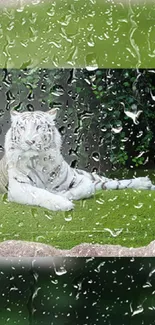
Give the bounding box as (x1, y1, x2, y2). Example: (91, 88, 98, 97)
(4, 109, 155, 211)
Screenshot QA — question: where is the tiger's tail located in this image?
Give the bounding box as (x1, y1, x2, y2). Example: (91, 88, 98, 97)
(91, 173, 155, 191)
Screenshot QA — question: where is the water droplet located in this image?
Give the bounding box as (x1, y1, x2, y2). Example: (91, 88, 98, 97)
(111, 126, 123, 133)
(67, 45, 78, 66)
(47, 8, 55, 17)
(10, 286, 18, 291)
(96, 198, 105, 205)
(48, 40, 61, 49)
(143, 281, 152, 288)
(64, 214, 72, 222)
(44, 212, 53, 220)
(86, 66, 98, 72)
(36, 236, 46, 242)
(124, 110, 143, 125)
(131, 215, 137, 220)
(31, 208, 38, 218)
(18, 222, 24, 227)
(42, 167, 47, 173)
(85, 53, 98, 70)
(134, 203, 143, 209)
(148, 268, 155, 278)
(2, 193, 8, 204)
(87, 34, 95, 47)
(108, 196, 118, 202)
(92, 152, 100, 162)
(54, 266, 67, 276)
(0, 109, 4, 118)
(58, 14, 72, 27)
(131, 306, 144, 316)
(95, 261, 106, 273)
(104, 228, 123, 237)
(51, 85, 64, 97)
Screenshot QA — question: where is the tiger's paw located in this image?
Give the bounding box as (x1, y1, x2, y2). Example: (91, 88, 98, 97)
(58, 198, 74, 211)
(50, 197, 74, 211)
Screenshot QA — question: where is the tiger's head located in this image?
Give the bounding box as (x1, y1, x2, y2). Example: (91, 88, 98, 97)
(10, 109, 61, 151)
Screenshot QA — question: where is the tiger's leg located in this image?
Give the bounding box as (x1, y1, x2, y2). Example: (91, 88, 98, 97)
(8, 169, 74, 211)
(61, 175, 95, 201)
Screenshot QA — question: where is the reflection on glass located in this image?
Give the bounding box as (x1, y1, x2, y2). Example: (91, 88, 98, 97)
(0, 68, 155, 250)
(0, 257, 154, 324)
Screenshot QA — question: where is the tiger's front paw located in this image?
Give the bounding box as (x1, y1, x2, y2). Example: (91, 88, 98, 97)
(56, 197, 74, 211)
(46, 196, 74, 211)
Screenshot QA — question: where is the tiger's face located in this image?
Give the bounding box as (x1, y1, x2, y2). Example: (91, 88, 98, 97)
(10, 109, 61, 151)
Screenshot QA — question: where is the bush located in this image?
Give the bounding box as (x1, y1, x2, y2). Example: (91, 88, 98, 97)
(74, 69, 155, 170)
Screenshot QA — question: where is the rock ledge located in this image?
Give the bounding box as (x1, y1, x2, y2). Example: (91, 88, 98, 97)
(0, 240, 155, 257)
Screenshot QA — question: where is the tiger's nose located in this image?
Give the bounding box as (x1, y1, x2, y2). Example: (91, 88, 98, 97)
(25, 140, 35, 145)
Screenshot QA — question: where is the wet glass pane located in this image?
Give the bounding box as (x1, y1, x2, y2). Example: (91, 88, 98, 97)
(0, 257, 155, 324)
(0, 68, 155, 251)
(0, 0, 155, 68)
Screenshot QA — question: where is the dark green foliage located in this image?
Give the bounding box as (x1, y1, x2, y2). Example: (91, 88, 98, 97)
(75, 69, 155, 170)
(1, 68, 155, 173)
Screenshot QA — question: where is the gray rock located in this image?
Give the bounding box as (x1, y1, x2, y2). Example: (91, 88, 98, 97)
(0, 240, 155, 257)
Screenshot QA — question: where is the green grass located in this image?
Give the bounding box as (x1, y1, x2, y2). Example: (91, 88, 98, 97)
(1, 189, 155, 249)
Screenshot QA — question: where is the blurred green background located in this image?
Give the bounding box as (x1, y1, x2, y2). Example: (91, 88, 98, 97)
(0, 0, 155, 68)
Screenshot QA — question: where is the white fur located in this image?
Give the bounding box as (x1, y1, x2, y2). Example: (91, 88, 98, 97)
(4, 109, 155, 211)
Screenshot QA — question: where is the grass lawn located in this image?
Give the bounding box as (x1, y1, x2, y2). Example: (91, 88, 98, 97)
(0, 188, 155, 249)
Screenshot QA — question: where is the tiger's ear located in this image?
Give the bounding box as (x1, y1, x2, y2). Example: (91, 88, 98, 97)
(48, 108, 59, 121)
